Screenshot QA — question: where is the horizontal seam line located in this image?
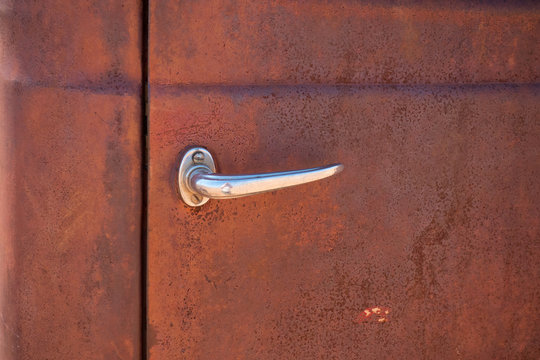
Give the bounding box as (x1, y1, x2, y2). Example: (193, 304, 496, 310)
(151, 82, 540, 88)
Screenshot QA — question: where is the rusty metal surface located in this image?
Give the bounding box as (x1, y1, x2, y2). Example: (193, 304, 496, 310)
(147, 86, 540, 359)
(0, 1, 142, 359)
(148, 1, 540, 359)
(150, 1, 539, 85)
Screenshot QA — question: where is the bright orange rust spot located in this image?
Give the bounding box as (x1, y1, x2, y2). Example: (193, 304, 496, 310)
(357, 306, 391, 323)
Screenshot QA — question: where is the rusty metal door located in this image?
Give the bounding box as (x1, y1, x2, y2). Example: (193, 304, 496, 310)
(2, 1, 538, 359)
(146, 2, 540, 359)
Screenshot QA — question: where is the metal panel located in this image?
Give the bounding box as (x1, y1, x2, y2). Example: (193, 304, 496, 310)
(148, 1, 540, 359)
(150, 1, 539, 85)
(147, 85, 539, 359)
(0, 1, 142, 359)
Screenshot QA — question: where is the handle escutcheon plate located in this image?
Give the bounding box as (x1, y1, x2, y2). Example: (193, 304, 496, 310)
(177, 147, 217, 207)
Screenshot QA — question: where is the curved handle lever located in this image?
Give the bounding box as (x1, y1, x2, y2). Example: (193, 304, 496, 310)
(178, 147, 344, 207)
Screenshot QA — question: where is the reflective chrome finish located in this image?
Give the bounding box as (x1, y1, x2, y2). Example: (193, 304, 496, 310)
(177, 147, 217, 207)
(178, 147, 344, 207)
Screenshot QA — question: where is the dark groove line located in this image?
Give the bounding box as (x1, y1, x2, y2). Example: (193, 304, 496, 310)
(8, 79, 141, 96)
(140, 0, 149, 358)
(12, 80, 537, 96)
(151, 82, 539, 96)
(152, 81, 540, 89)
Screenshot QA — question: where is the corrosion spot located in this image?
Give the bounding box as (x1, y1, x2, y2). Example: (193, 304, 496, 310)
(357, 306, 391, 324)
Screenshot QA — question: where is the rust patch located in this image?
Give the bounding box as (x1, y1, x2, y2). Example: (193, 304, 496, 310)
(0, 1, 142, 359)
(147, 2, 540, 359)
(147, 85, 540, 359)
(150, 1, 539, 85)
(357, 307, 391, 323)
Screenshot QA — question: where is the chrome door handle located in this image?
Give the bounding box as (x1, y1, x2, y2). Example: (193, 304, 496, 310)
(178, 147, 344, 207)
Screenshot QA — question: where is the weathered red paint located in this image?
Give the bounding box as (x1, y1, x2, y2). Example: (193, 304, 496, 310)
(0, 1, 142, 359)
(150, 1, 539, 85)
(148, 2, 540, 359)
(148, 86, 539, 359)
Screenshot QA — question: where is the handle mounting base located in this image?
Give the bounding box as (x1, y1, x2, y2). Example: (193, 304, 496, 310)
(178, 147, 216, 207)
